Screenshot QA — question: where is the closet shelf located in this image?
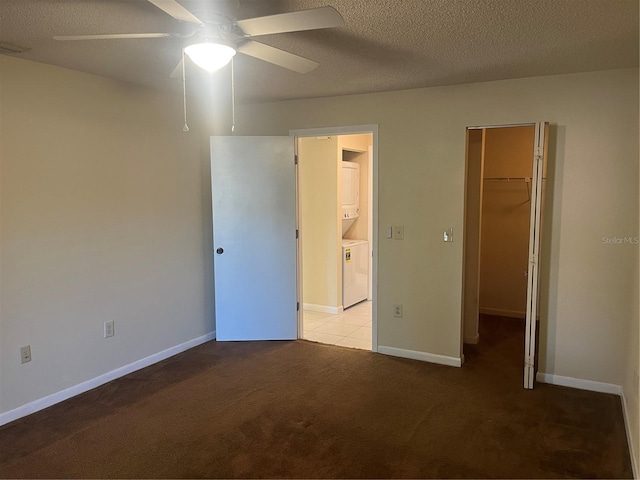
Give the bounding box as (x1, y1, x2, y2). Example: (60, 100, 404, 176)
(483, 176, 541, 201)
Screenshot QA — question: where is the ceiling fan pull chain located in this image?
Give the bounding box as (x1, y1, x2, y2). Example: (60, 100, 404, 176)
(231, 57, 236, 134)
(182, 48, 189, 132)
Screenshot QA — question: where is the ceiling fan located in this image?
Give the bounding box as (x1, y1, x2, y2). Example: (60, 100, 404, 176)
(53, 0, 345, 75)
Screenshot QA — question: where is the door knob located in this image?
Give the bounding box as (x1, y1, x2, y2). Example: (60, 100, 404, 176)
(216, 247, 224, 254)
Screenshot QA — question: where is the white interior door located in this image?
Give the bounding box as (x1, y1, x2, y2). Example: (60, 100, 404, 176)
(524, 122, 548, 388)
(211, 136, 297, 341)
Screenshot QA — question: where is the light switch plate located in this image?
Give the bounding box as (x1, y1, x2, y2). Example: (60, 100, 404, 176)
(104, 320, 115, 338)
(443, 227, 453, 242)
(393, 226, 404, 240)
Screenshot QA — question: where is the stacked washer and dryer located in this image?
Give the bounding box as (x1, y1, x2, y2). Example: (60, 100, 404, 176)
(341, 162, 369, 309)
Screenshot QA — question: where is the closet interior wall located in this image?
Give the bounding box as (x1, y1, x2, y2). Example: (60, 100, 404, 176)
(479, 126, 536, 319)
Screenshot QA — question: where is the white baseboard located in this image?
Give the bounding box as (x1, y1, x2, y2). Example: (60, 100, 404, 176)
(536, 372, 622, 395)
(622, 389, 639, 479)
(479, 307, 525, 319)
(378, 345, 462, 367)
(464, 333, 479, 344)
(303, 303, 343, 314)
(0, 331, 216, 426)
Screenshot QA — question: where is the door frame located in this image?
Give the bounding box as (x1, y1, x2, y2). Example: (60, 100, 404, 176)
(290, 125, 379, 352)
(461, 121, 548, 389)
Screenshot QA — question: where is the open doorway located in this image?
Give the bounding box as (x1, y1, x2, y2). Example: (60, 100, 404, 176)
(462, 123, 548, 388)
(292, 127, 377, 351)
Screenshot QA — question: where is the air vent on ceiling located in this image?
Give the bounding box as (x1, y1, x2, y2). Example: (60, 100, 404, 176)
(0, 42, 31, 55)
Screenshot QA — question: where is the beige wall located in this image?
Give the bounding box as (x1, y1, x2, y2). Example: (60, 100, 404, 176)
(0, 56, 212, 414)
(338, 134, 370, 153)
(479, 126, 535, 318)
(299, 136, 340, 308)
(234, 69, 639, 392)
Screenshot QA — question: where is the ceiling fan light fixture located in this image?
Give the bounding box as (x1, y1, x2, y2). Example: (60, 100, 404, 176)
(184, 42, 236, 72)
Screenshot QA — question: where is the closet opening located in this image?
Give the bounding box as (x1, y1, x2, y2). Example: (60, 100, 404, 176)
(461, 123, 548, 388)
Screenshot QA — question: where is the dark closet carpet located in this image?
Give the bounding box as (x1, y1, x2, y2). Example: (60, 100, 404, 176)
(0, 315, 632, 478)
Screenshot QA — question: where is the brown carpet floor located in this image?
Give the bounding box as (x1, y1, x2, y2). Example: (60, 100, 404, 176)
(0, 315, 633, 478)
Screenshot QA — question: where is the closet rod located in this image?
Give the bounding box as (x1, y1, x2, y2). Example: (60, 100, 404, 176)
(483, 176, 530, 182)
(484, 176, 532, 201)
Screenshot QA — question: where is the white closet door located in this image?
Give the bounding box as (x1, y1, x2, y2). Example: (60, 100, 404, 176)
(524, 122, 548, 389)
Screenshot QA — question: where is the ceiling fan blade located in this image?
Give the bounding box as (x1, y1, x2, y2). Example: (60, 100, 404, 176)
(237, 40, 319, 74)
(236, 6, 344, 37)
(147, 0, 204, 25)
(54, 33, 172, 41)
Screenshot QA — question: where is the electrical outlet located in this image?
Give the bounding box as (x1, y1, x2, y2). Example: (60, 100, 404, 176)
(104, 321, 115, 338)
(20, 345, 31, 364)
(393, 226, 404, 240)
(393, 304, 403, 318)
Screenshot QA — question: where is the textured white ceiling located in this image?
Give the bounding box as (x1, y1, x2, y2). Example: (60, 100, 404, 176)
(0, 0, 638, 103)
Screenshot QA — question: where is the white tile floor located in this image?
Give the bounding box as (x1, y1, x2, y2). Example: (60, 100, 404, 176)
(303, 301, 372, 350)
